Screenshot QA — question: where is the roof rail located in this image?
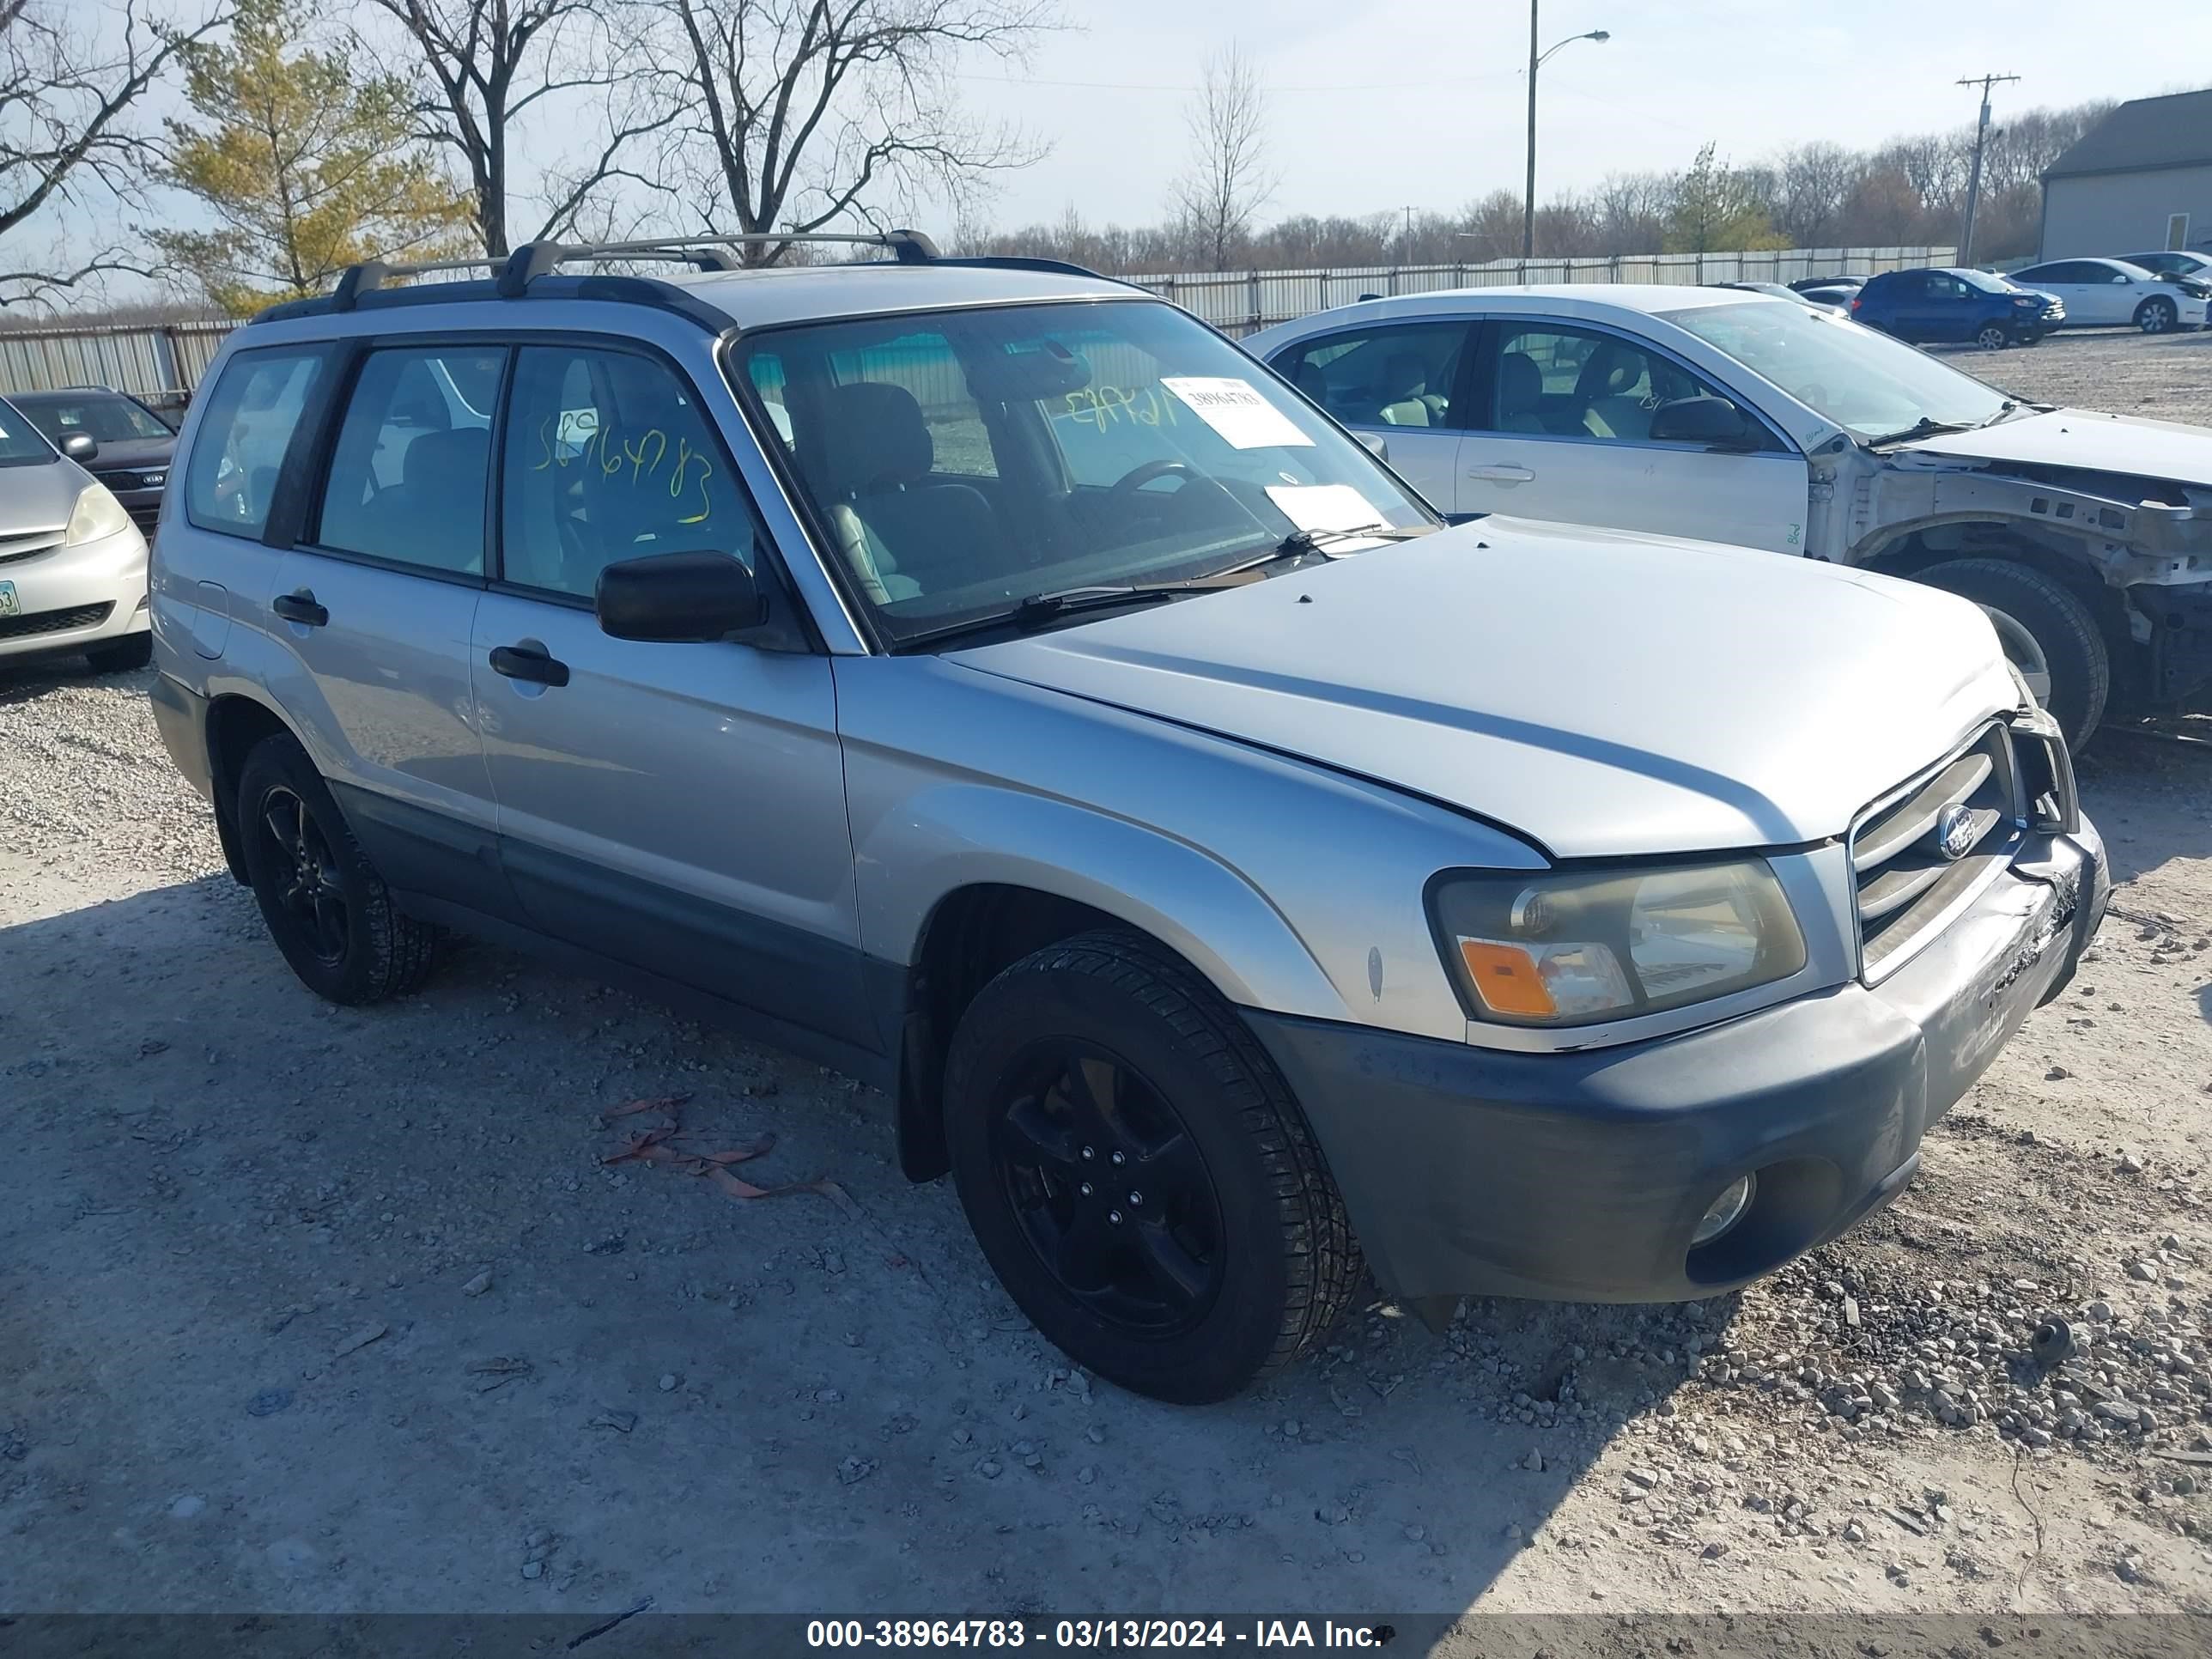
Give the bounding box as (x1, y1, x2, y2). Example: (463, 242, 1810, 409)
(325, 228, 946, 312)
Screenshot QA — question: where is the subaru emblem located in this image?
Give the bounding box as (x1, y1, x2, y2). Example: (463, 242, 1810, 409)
(1935, 804, 1978, 861)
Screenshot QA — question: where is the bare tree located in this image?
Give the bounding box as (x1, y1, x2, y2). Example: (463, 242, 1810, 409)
(648, 0, 1055, 266)
(1773, 142, 1858, 246)
(0, 0, 226, 307)
(1170, 42, 1273, 271)
(363, 0, 673, 257)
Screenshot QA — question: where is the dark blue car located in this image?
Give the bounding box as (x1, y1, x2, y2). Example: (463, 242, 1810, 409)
(1850, 266, 2064, 349)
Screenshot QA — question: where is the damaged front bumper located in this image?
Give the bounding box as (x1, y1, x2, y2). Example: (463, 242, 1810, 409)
(1244, 818, 2108, 1308)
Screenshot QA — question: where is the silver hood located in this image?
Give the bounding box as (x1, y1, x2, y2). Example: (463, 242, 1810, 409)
(952, 518, 2016, 860)
(1891, 406, 2212, 487)
(0, 453, 93, 543)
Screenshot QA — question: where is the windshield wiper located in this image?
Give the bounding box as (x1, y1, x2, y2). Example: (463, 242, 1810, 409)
(1863, 415, 1977, 447)
(1008, 586, 1194, 628)
(1209, 521, 1435, 580)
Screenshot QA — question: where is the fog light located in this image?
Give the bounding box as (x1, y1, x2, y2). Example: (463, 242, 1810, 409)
(1692, 1174, 1756, 1246)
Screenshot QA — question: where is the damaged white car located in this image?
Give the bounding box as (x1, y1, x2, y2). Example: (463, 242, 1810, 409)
(1248, 287, 2212, 744)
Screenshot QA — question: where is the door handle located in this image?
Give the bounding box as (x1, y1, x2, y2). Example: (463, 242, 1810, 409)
(271, 590, 328, 627)
(489, 642, 570, 687)
(1466, 465, 1535, 483)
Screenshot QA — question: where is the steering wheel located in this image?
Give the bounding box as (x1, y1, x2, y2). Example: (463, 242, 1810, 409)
(1105, 458, 1204, 503)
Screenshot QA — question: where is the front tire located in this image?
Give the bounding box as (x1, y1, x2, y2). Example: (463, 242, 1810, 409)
(943, 931, 1358, 1402)
(1917, 558, 2110, 747)
(1975, 322, 2009, 350)
(2136, 296, 2177, 334)
(237, 732, 440, 1004)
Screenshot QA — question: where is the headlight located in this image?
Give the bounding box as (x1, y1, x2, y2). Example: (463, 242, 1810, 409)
(1431, 860, 1807, 1027)
(2012, 296, 2039, 307)
(64, 482, 131, 545)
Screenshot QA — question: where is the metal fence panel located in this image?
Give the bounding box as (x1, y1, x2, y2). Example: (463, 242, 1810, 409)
(0, 244, 1954, 396)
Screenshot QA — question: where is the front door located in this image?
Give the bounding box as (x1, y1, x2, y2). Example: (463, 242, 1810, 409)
(1457, 319, 1812, 555)
(473, 341, 868, 1048)
(1262, 319, 1475, 516)
(263, 343, 508, 906)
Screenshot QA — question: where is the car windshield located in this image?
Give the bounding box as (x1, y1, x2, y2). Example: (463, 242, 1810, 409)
(736, 298, 1437, 643)
(1658, 301, 2011, 440)
(0, 399, 60, 465)
(14, 392, 171, 443)
(1956, 269, 2014, 293)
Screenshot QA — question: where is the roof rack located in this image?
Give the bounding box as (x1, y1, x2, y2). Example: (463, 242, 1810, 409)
(326, 229, 951, 312)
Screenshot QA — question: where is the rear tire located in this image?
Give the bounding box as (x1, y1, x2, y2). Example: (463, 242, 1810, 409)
(942, 930, 1358, 1402)
(2136, 296, 2177, 334)
(1917, 558, 2110, 747)
(85, 632, 152, 673)
(237, 732, 440, 1004)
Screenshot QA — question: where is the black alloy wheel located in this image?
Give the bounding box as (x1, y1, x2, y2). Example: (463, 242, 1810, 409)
(991, 1039, 1225, 1335)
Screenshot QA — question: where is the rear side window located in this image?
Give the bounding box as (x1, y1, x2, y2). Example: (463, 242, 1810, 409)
(184, 348, 325, 538)
(1269, 322, 1468, 431)
(313, 346, 505, 577)
(500, 344, 742, 599)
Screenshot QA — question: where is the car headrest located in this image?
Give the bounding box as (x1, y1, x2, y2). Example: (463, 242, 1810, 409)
(1498, 351, 1543, 411)
(813, 382, 933, 495)
(1382, 352, 1430, 398)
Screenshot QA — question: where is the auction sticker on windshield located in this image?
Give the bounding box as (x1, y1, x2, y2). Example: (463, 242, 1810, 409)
(1265, 483, 1387, 547)
(1159, 377, 1313, 449)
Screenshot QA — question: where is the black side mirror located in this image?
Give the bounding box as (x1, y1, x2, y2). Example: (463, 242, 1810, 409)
(1649, 394, 1759, 451)
(596, 550, 764, 642)
(58, 431, 98, 462)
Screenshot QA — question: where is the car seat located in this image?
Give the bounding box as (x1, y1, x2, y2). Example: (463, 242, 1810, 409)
(807, 383, 1006, 602)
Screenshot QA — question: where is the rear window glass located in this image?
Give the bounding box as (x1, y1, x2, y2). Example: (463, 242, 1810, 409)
(185, 348, 325, 538)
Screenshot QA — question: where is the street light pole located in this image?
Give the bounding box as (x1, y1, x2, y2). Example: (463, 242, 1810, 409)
(1524, 3, 1540, 262)
(1522, 6, 1610, 263)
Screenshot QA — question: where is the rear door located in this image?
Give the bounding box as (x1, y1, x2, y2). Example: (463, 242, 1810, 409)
(1456, 317, 1811, 554)
(471, 339, 867, 1047)
(262, 342, 508, 908)
(166, 345, 328, 668)
(1262, 319, 1475, 516)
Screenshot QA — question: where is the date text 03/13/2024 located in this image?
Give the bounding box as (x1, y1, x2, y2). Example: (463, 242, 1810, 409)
(805, 1620, 1399, 1649)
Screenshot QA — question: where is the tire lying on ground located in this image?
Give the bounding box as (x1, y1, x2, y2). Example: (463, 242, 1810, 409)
(1916, 557, 2110, 748)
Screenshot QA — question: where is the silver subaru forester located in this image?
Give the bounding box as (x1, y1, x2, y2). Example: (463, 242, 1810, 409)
(148, 234, 2107, 1401)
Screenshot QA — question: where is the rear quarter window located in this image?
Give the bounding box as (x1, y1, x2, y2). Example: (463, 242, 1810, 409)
(184, 347, 327, 539)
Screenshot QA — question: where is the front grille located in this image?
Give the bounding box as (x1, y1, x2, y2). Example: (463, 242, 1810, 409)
(0, 534, 62, 566)
(1850, 722, 2024, 978)
(0, 601, 113, 641)
(126, 502, 161, 536)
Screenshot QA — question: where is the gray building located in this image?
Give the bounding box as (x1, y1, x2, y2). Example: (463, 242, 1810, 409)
(2039, 88, 2212, 259)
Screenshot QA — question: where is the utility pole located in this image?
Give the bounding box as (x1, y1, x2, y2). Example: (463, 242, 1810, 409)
(1524, 2, 1540, 261)
(1956, 72, 2019, 267)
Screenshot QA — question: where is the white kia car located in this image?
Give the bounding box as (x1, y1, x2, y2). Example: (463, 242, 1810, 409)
(1244, 285, 2212, 744)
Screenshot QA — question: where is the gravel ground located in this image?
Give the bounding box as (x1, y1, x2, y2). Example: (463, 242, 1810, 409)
(4, 665, 2208, 1623)
(1929, 325, 2212, 422)
(4, 336, 2212, 1625)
